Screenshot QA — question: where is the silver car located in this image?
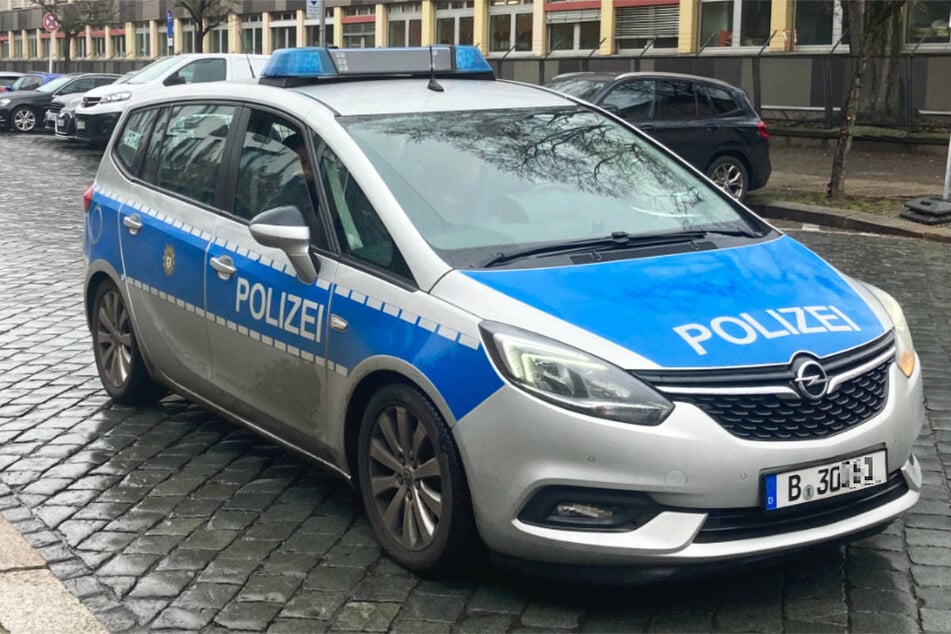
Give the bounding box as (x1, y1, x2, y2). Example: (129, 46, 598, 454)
(83, 46, 924, 577)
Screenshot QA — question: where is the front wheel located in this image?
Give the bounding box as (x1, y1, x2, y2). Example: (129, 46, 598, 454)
(91, 280, 166, 405)
(357, 383, 475, 573)
(706, 155, 749, 202)
(11, 106, 37, 133)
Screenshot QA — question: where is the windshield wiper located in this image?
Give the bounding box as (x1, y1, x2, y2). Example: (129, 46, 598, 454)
(480, 227, 764, 268)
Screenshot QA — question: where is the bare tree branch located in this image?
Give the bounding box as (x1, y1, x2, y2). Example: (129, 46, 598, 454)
(174, 0, 236, 53)
(31, 0, 116, 71)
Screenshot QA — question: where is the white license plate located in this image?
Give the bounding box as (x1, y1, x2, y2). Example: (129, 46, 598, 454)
(76, 120, 86, 130)
(764, 449, 887, 511)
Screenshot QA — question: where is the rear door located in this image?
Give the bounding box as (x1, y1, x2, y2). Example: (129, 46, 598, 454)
(116, 103, 238, 393)
(647, 79, 709, 169)
(204, 105, 338, 453)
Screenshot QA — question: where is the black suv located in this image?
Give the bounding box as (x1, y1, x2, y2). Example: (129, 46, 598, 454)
(546, 72, 770, 201)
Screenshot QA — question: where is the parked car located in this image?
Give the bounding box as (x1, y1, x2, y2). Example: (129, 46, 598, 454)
(0, 72, 24, 93)
(47, 72, 127, 137)
(0, 73, 118, 133)
(546, 71, 770, 201)
(7, 72, 62, 93)
(75, 53, 269, 145)
(82, 46, 922, 577)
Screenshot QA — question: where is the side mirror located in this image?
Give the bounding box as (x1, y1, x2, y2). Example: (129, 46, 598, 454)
(249, 206, 319, 284)
(164, 74, 186, 87)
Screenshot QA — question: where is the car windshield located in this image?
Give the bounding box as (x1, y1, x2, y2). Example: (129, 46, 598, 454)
(341, 106, 759, 269)
(126, 57, 181, 84)
(546, 78, 610, 101)
(36, 76, 73, 94)
(10, 75, 39, 91)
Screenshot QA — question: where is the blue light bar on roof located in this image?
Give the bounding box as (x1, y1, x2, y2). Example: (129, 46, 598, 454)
(260, 45, 493, 79)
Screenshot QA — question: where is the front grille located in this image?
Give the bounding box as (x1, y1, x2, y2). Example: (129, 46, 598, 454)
(677, 361, 889, 441)
(693, 472, 908, 542)
(637, 333, 895, 441)
(82, 96, 100, 107)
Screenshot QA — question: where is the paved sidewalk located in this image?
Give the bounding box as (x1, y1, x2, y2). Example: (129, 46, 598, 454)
(0, 515, 105, 634)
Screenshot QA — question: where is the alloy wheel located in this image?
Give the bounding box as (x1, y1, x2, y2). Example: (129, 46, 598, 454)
(12, 108, 35, 133)
(712, 162, 745, 199)
(367, 405, 444, 551)
(94, 289, 133, 389)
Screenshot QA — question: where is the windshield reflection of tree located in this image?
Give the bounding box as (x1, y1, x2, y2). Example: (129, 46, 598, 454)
(347, 108, 729, 261)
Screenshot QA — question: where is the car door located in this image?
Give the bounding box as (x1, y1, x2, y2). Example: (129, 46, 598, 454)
(204, 106, 338, 453)
(647, 79, 709, 169)
(116, 103, 237, 394)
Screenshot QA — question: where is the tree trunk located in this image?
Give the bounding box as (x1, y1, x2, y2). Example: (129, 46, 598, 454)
(63, 34, 71, 73)
(858, 11, 902, 125)
(827, 44, 874, 199)
(194, 19, 204, 53)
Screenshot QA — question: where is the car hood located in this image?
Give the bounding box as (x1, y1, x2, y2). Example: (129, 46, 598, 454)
(433, 234, 888, 369)
(84, 82, 146, 99)
(1, 90, 46, 103)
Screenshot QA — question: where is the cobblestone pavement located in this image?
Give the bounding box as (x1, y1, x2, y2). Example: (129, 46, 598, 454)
(1, 132, 950, 633)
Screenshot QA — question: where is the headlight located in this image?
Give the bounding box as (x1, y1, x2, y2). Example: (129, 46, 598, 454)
(0, 98, 10, 107)
(100, 92, 131, 104)
(480, 322, 673, 425)
(862, 283, 915, 377)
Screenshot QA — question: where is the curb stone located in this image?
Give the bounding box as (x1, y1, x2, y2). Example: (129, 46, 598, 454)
(750, 201, 951, 243)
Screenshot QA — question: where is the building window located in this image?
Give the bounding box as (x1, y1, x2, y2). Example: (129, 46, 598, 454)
(111, 33, 125, 57)
(699, 0, 772, 48)
(209, 28, 228, 52)
(435, 1, 475, 45)
(305, 24, 334, 46)
(489, 3, 532, 52)
(77, 37, 87, 58)
(345, 6, 375, 16)
(547, 10, 600, 51)
(906, 0, 951, 44)
(28, 34, 37, 58)
(794, 0, 834, 45)
(271, 25, 296, 49)
(242, 15, 263, 54)
(615, 4, 679, 50)
(389, 3, 421, 47)
(135, 24, 151, 58)
(92, 36, 106, 57)
(0, 41, 8, 59)
(343, 22, 375, 48)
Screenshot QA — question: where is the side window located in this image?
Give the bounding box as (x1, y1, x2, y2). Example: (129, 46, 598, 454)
(702, 84, 740, 115)
(94, 76, 117, 88)
(601, 80, 654, 121)
(319, 150, 412, 280)
(169, 59, 227, 85)
(23, 77, 40, 90)
(59, 78, 89, 94)
(144, 104, 236, 208)
(114, 109, 157, 174)
(233, 109, 329, 249)
(653, 80, 697, 120)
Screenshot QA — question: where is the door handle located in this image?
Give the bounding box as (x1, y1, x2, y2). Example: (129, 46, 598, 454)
(122, 213, 142, 235)
(210, 255, 236, 281)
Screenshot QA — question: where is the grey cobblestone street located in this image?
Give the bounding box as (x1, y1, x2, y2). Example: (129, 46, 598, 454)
(0, 132, 949, 633)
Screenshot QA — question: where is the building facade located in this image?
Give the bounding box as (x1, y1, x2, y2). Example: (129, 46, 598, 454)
(0, 0, 948, 63)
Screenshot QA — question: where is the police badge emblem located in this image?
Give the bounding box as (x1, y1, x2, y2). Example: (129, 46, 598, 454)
(162, 244, 175, 276)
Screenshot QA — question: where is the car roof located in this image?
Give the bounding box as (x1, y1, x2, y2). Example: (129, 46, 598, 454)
(551, 71, 741, 92)
(0, 72, 24, 78)
(291, 78, 572, 116)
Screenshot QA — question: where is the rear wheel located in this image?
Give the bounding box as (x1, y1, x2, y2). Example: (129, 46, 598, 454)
(357, 383, 475, 573)
(707, 155, 749, 202)
(11, 106, 36, 133)
(91, 280, 165, 405)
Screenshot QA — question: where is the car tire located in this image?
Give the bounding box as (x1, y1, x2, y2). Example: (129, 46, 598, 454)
(91, 280, 166, 405)
(357, 383, 476, 573)
(11, 106, 38, 133)
(706, 155, 749, 202)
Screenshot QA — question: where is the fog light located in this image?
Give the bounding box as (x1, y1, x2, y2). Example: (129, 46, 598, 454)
(551, 503, 619, 521)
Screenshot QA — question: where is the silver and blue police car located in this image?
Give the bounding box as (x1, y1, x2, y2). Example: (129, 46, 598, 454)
(82, 46, 924, 577)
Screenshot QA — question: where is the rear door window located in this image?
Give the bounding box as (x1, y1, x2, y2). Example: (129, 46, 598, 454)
(114, 108, 158, 175)
(653, 80, 697, 120)
(141, 104, 237, 208)
(172, 59, 227, 85)
(698, 84, 740, 116)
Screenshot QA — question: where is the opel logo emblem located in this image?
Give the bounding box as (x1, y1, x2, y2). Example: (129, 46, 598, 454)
(792, 357, 829, 400)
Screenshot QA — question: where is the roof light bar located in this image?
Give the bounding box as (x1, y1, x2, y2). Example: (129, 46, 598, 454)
(260, 46, 493, 80)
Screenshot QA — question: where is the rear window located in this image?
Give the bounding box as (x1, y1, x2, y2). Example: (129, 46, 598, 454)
(699, 84, 741, 116)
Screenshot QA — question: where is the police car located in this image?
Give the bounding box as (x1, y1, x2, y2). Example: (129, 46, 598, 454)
(83, 46, 924, 576)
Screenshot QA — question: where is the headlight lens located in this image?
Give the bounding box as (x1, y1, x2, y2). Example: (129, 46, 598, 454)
(480, 322, 673, 425)
(0, 98, 10, 107)
(863, 283, 915, 377)
(101, 92, 131, 104)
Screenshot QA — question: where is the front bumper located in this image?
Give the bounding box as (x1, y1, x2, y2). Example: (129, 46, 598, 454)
(453, 359, 924, 566)
(0, 108, 11, 129)
(74, 111, 120, 143)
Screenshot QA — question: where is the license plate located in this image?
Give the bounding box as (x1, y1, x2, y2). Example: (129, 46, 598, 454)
(764, 449, 887, 511)
(76, 120, 86, 130)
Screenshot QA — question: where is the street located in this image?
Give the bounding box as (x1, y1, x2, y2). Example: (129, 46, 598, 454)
(0, 133, 949, 633)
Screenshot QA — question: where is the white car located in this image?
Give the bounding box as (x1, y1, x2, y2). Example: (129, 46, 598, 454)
(74, 53, 268, 145)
